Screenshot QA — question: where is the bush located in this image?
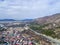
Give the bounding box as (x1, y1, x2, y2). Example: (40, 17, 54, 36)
(42, 30, 55, 36)
(0, 27, 7, 32)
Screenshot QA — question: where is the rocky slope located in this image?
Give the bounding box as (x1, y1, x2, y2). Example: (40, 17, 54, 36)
(35, 13, 60, 25)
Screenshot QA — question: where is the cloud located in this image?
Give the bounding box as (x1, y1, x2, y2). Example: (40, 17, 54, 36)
(0, 0, 60, 19)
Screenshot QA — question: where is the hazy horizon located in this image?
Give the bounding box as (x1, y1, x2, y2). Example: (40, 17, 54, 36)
(0, 0, 60, 20)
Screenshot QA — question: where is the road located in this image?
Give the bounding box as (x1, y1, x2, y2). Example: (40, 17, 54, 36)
(29, 28, 60, 45)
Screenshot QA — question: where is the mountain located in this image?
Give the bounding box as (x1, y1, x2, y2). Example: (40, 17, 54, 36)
(21, 19, 33, 22)
(0, 19, 16, 21)
(35, 13, 60, 25)
(30, 13, 60, 39)
(0, 19, 33, 22)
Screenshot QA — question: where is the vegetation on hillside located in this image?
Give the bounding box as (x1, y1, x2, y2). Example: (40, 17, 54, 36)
(29, 23, 60, 39)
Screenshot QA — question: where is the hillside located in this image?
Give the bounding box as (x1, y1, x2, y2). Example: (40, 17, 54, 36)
(30, 13, 60, 39)
(35, 13, 60, 25)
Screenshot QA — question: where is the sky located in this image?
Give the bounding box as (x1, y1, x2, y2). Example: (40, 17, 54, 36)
(0, 0, 60, 20)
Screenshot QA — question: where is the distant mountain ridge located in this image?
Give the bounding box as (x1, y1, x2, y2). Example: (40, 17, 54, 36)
(0, 19, 16, 21)
(21, 19, 33, 22)
(0, 19, 33, 22)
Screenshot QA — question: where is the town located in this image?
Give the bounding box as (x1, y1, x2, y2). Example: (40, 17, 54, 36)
(0, 21, 60, 45)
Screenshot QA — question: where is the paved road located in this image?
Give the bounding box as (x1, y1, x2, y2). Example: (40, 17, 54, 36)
(29, 28, 60, 45)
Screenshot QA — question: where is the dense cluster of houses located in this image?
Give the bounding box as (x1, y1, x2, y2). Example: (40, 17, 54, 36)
(0, 30, 36, 45)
